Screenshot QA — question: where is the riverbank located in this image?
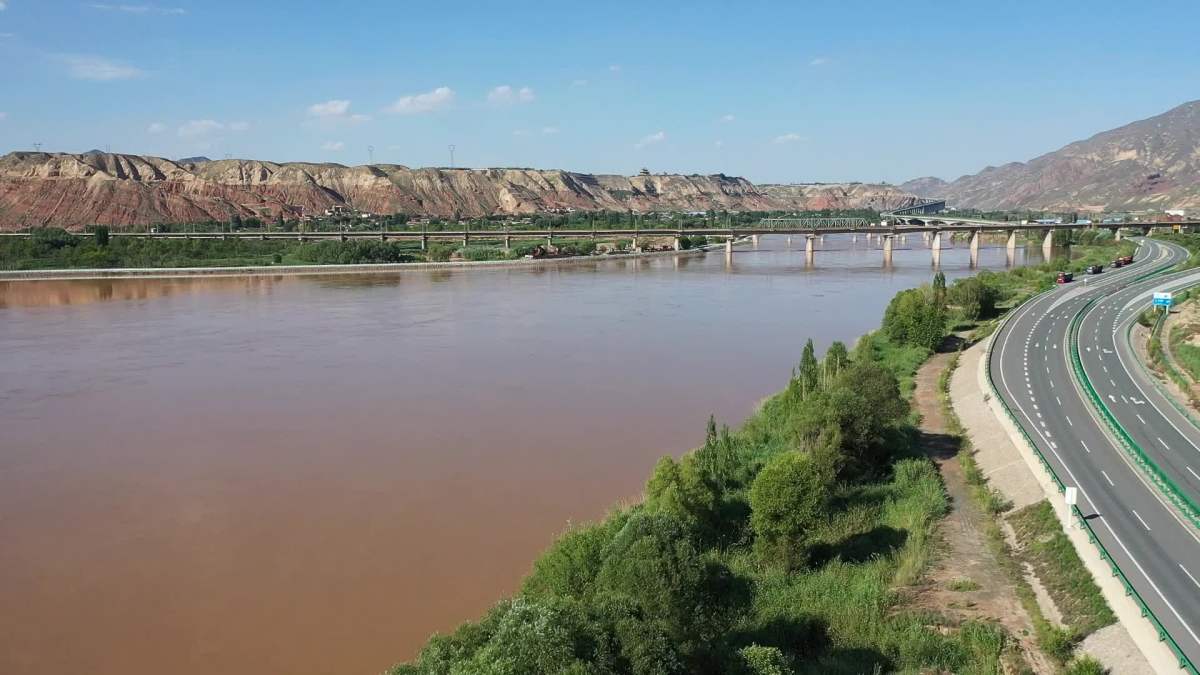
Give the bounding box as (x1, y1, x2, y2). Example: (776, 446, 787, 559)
(0, 243, 717, 281)
(391, 239, 1135, 674)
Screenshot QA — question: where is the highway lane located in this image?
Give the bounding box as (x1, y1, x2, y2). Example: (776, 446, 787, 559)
(1079, 243, 1200, 505)
(990, 238, 1200, 667)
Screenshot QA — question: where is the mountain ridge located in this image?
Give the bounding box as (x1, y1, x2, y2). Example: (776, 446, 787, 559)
(0, 151, 922, 230)
(901, 100, 1200, 211)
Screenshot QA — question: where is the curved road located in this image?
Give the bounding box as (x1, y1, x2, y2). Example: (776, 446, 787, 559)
(990, 238, 1200, 668)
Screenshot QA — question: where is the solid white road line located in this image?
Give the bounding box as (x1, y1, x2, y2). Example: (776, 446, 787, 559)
(1188, 467, 1200, 482)
(1101, 470, 1115, 486)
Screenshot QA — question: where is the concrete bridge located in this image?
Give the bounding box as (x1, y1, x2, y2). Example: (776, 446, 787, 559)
(4, 206, 1195, 266)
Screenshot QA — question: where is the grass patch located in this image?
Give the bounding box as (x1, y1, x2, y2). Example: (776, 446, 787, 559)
(1007, 501, 1116, 636)
(947, 578, 981, 592)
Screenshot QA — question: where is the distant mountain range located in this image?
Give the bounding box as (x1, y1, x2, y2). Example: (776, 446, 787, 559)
(0, 153, 921, 231)
(901, 100, 1200, 212)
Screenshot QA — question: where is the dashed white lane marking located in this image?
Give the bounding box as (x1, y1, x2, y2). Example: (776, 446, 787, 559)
(1108, 394, 1116, 403)
(1181, 564, 1200, 591)
(1188, 467, 1200, 482)
(1056, 396, 1062, 405)
(1101, 470, 1115, 486)
(1111, 379, 1117, 387)
(1135, 413, 1147, 424)
(1132, 510, 1152, 531)
(1157, 437, 1170, 450)
(1081, 440, 1091, 453)
(1066, 416, 1073, 427)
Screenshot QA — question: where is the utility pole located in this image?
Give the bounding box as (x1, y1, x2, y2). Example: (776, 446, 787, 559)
(448, 144, 456, 169)
(368, 145, 374, 165)
(32, 142, 42, 152)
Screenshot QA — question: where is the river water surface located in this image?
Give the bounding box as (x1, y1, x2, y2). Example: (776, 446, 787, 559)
(0, 236, 1036, 675)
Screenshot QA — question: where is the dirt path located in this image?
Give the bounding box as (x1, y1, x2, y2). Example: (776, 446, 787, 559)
(911, 352, 1054, 673)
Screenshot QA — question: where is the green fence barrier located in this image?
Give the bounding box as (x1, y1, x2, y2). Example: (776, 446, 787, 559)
(985, 255, 1199, 674)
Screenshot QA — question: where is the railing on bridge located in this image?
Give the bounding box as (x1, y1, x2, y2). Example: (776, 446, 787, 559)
(758, 217, 870, 230)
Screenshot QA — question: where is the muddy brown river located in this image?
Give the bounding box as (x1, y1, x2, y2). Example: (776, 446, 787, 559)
(0, 237, 1035, 674)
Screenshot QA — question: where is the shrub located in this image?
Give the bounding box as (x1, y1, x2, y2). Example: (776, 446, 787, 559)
(750, 451, 833, 570)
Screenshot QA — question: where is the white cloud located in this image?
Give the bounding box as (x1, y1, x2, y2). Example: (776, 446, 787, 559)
(634, 131, 665, 149)
(487, 85, 535, 105)
(809, 56, 830, 66)
(772, 132, 804, 144)
(609, 64, 621, 72)
(0, 2, 8, 10)
(88, 4, 186, 14)
(714, 140, 724, 148)
(0, 112, 7, 121)
(61, 54, 144, 81)
(348, 113, 371, 123)
(388, 86, 455, 114)
(0, 32, 13, 38)
(178, 119, 223, 137)
(308, 99, 351, 117)
(512, 129, 530, 137)
(228, 121, 250, 132)
(147, 121, 166, 134)
(570, 79, 588, 88)
(321, 141, 345, 151)
(542, 126, 559, 135)
(720, 114, 735, 123)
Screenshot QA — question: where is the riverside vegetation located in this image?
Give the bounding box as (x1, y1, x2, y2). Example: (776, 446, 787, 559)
(0, 227, 708, 270)
(389, 235, 1133, 675)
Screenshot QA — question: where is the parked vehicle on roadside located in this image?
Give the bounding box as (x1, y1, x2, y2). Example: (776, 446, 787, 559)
(1056, 271, 1074, 284)
(1120, 255, 1134, 265)
(1086, 264, 1103, 274)
(1112, 258, 1125, 268)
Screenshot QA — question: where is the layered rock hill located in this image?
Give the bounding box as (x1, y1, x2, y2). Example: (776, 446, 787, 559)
(758, 182, 924, 212)
(901, 100, 1200, 212)
(0, 152, 920, 231)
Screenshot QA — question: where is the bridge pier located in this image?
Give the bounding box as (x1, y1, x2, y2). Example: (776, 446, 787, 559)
(725, 237, 734, 257)
(751, 234, 760, 247)
(420, 234, 428, 251)
(882, 234, 894, 266)
(503, 233, 512, 251)
(1042, 229, 1054, 259)
(674, 236, 683, 251)
(969, 230, 981, 268)
(631, 235, 639, 251)
(1112, 228, 1122, 241)
(805, 234, 815, 265)
(931, 230, 942, 253)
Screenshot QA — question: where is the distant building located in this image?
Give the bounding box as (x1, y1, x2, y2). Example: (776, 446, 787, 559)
(1166, 209, 1187, 217)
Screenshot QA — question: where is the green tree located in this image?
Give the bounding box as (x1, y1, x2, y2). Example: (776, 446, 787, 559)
(93, 226, 110, 247)
(737, 645, 793, 675)
(932, 271, 947, 309)
(823, 341, 848, 380)
(523, 514, 627, 600)
(595, 513, 747, 662)
(798, 339, 819, 395)
(750, 451, 833, 570)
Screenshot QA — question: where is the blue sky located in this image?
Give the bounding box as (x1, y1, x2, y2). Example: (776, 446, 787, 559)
(0, 0, 1197, 183)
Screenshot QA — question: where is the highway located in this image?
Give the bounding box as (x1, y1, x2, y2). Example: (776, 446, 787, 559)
(990, 238, 1200, 668)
